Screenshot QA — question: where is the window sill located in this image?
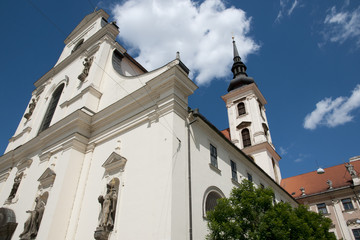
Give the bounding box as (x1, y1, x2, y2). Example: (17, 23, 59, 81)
(209, 164, 221, 175)
(231, 179, 240, 186)
(342, 207, 357, 213)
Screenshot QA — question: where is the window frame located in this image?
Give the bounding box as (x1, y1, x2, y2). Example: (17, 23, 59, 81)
(39, 84, 65, 132)
(237, 102, 246, 116)
(353, 228, 360, 240)
(202, 186, 225, 218)
(316, 203, 328, 214)
(210, 144, 218, 168)
(341, 198, 355, 211)
(247, 172, 253, 182)
(230, 160, 237, 182)
(241, 128, 251, 147)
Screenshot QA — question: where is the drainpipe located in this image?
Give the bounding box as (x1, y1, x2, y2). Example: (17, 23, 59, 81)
(187, 111, 197, 240)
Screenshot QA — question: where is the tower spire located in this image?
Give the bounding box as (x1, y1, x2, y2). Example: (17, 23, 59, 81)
(227, 38, 254, 92)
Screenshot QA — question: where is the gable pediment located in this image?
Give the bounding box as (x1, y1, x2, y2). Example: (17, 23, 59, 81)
(102, 152, 127, 173)
(38, 168, 56, 188)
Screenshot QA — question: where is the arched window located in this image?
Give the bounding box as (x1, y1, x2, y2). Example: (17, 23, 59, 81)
(205, 191, 222, 213)
(39, 84, 64, 132)
(242, 128, 251, 147)
(72, 39, 84, 53)
(237, 102, 245, 116)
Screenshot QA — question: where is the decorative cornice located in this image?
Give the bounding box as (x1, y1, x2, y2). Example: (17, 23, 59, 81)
(60, 84, 102, 109)
(221, 83, 267, 106)
(242, 141, 281, 161)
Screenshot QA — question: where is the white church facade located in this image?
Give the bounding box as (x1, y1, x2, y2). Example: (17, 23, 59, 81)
(0, 9, 296, 240)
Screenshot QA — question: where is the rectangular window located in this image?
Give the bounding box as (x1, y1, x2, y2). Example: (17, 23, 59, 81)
(353, 229, 360, 240)
(317, 203, 328, 214)
(342, 198, 354, 210)
(210, 144, 217, 168)
(230, 160, 237, 181)
(247, 173, 253, 182)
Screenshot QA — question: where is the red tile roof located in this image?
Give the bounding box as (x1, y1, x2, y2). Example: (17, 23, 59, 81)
(281, 159, 360, 198)
(221, 128, 231, 140)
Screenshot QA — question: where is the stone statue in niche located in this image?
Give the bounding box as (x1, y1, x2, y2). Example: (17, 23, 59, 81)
(78, 56, 93, 82)
(19, 196, 46, 240)
(94, 179, 118, 240)
(24, 99, 36, 120)
(346, 162, 357, 178)
(7, 172, 23, 201)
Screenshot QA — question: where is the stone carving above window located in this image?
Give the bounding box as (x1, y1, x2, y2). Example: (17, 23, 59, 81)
(102, 152, 127, 175)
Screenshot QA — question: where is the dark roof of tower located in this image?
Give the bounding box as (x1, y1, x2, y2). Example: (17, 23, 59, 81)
(227, 39, 255, 92)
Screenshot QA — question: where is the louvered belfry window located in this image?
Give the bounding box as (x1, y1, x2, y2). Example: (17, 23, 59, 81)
(237, 102, 245, 116)
(242, 128, 251, 147)
(39, 84, 64, 132)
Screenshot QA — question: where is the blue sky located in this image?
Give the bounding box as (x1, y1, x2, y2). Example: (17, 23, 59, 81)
(0, 0, 359, 178)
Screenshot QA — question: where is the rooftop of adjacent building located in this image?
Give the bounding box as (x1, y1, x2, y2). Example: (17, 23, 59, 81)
(281, 156, 360, 199)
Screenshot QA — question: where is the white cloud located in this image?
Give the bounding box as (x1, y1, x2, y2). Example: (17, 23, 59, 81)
(294, 158, 303, 163)
(323, 6, 360, 47)
(275, 0, 300, 23)
(279, 146, 287, 155)
(111, 0, 259, 85)
(304, 84, 360, 130)
(288, 0, 299, 16)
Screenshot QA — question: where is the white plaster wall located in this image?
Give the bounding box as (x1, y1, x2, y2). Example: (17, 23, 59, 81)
(56, 17, 105, 66)
(74, 112, 180, 240)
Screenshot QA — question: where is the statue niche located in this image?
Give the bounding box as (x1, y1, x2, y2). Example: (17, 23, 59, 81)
(94, 179, 119, 240)
(19, 193, 48, 240)
(6, 172, 23, 202)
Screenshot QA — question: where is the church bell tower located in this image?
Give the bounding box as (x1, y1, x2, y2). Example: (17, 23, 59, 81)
(222, 38, 282, 183)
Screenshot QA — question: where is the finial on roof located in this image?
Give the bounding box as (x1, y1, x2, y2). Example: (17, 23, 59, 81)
(327, 179, 333, 189)
(300, 187, 306, 196)
(176, 51, 180, 60)
(232, 37, 241, 61)
(227, 37, 255, 92)
(94, 6, 98, 12)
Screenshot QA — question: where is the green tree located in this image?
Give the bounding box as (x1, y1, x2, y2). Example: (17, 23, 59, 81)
(206, 180, 335, 240)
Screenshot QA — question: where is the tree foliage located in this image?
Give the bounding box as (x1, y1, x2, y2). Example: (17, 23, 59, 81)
(206, 180, 335, 240)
